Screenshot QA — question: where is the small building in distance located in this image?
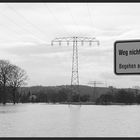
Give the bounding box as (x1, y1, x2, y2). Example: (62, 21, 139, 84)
(29, 94, 37, 102)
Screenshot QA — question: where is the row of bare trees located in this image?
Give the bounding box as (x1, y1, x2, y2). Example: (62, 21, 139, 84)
(0, 60, 28, 104)
(96, 89, 140, 105)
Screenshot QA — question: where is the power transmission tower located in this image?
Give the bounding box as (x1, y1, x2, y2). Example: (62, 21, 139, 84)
(51, 37, 99, 104)
(132, 86, 140, 95)
(88, 81, 104, 102)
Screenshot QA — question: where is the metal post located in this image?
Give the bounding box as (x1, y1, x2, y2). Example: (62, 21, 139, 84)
(71, 37, 80, 103)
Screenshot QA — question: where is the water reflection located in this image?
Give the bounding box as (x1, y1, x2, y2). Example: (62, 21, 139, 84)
(0, 103, 28, 114)
(69, 105, 81, 137)
(0, 104, 140, 137)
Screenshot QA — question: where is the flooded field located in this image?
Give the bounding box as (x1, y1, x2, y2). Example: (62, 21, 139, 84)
(0, 103, 140, 137)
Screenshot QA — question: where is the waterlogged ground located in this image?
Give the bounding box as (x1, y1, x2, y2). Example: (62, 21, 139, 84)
(0, 103, 140, 137)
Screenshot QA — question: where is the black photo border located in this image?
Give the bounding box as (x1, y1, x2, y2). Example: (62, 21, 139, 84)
(0, 1, 140, 140)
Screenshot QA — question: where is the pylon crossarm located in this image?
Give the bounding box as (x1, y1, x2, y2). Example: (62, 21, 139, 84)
(52, 37, 99, 43)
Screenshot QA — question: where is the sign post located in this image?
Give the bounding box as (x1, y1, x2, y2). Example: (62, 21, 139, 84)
(114, 40, 140, 75)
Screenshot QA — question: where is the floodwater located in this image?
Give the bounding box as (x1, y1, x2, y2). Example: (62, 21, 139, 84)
(0, 103, 140, 137)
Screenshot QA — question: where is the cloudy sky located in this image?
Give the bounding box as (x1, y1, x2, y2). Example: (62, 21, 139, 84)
(0, 3, 140, 88)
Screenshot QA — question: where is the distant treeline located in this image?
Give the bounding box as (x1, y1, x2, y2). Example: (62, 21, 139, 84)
(19, 87, 140, 105)
(19, 87, 90, 103)
(96, 89, 140, 105)
(0, 59, 140, 105)
(1, 83, 140, 105)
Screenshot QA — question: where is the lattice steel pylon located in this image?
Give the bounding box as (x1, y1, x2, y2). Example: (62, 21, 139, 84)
(51, 37, 99, 103)
(88, 81, 104, 102)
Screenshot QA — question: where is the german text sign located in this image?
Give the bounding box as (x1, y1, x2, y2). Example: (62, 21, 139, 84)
(114, 40, 140, 75)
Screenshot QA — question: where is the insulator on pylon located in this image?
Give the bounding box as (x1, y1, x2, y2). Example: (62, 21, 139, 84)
(89, 41, 92, 46)
(81, 41, 84, 46)
(97, 41, 100, 46)
(67, 41, 69, 46)
(51, 41, 53, 46)
(59, 41, 61, 46)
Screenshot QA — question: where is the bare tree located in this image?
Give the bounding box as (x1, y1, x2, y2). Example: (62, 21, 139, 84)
(9, 65, 28, 104)
(0, 60, 13, 104)
(0, 59, 28, 104)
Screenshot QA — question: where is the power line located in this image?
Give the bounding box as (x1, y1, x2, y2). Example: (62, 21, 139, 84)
(6, 3, 47, 36)
(0, 16, 24, 41)
(0, 5, 21, 38)
(0, 11, 36, 42)
(86, 3, 95, 34)
(44, 3, 70, 36)
(6, 3, 49, 43)
(65, 4, 81, 35)
(0, 7, 48, 44)
(86, 3, 94, 27)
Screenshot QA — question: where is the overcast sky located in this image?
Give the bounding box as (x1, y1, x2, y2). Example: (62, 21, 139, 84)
(0, 3, 140, 88)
